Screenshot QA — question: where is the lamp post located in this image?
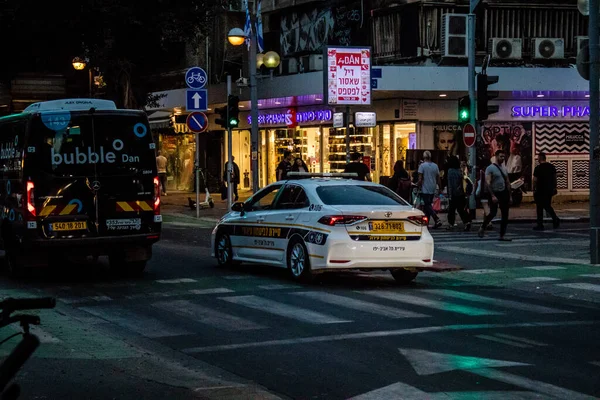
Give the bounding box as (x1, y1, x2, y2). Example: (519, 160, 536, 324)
(228, 26, 279, 192)
(72, 57, 93, 98)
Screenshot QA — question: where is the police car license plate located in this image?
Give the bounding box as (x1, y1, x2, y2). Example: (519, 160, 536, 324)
(369, 221, 404, 233)
(51, 221, 87, 231)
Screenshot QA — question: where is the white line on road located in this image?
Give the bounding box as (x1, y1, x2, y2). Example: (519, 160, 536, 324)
(189, 288, 235, 295)
(8, 325, 61, 344)
(579, 274, 600, 278)
(222, 275, 253, 280)
(219, 295, 352, 324)
(258, 284, 302, 290)
(438, 246, 588, 264)
(590, 361, 600, 367)
(494, 333, 548, 346)
(152, 300, 266, 331)
(423, 289, 572, 314)
(80, 306, 192, 338)
(294, 292, 430, 319)
(156, 278, 198, 284)
(516, 277, 561, 283)
(496, 240, 587, 248)
(475, 334, 531, 348)
(524, 266, 567, 271)
(556, 283, 600, 293)
(181, 320, 597, 353)
(359, 291, 502, 316)
(459, 269, 501, 274)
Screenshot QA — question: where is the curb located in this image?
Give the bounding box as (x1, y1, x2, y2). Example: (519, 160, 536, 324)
(479, 216, 589, 224)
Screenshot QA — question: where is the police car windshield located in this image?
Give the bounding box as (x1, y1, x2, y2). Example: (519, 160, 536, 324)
(316, 185, 410, 206)
(29, 113, 154, 177)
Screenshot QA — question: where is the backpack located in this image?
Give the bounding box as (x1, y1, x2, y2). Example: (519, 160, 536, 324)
(464, 176, 474, 196)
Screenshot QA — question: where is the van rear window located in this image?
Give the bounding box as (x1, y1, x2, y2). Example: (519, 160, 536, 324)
(28, 113, 155, 177)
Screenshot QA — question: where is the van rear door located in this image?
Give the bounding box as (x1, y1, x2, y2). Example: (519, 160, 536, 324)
(27, 111, 160, 240)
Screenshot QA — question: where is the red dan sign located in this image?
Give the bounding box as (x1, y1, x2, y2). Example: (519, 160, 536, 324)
(325, 47, 372, 106)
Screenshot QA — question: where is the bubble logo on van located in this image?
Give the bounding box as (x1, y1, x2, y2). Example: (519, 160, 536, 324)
(68, 199, 84, 213)
(41, 111, 71, 131)
(133, 123, 147, 138)
(51, 139, 140, 165)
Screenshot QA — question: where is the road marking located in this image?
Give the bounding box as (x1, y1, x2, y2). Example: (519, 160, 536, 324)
(152, 300, 265, 331)
(219, 295, 351, 324)
(189, 288, 235, 295)
(516, 277, 561, 282)
(156, 278, 197, 284)
(556, 283, 600, 293)
(438, 246, 588, 264)
(496, 240, 587, 248)
(475, 334, 531, 348)
(423, 289, 572, 314)
(181, 320, 597, 353)
(494, 333, 548, 346)
(222, 275, 252, 280)
(80, 306, 192, 338)
(359, 291, 502, 316)
(524, 266, 567, 271)
(90, 295, 112, 302)
(258, 284, 302, 290)
(590, 361, 600, 367)
(579, 274, 600, 278)
(294, 292, 430, 319)
(400, 348, 596, 400)
(8, 325, 61, 344)
(459, 269, 501, 274)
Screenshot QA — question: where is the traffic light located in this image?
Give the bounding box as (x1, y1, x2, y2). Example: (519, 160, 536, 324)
(458, 96, 470, 123)
(215, 105, 228, 129)
(477, 73, 500, 121)
(227, 95, 240, 128)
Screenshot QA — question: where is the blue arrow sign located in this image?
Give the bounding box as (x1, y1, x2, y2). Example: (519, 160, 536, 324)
(186, 112, 209, 133)
(186, 89, 208, 111)
(185, 67, 207, 89)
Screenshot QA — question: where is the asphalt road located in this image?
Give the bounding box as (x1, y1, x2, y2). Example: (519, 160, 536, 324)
(1, 221, 599, 399)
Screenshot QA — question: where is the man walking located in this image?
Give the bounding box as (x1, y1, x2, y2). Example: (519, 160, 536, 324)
(156, 150, 168, 196)
(478, 149, 512, 241)
(224, 156, 241, 202)
(344, 152, 372, 181)
(418, 151, 443, 229)
(277, 151, 294, 181)
(533, 152, 560, 230)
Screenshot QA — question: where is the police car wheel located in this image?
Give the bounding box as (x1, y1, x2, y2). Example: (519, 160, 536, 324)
(390, 268, 418, 284)
(287, 238, 312, 282)
(216, 233, 233, 267)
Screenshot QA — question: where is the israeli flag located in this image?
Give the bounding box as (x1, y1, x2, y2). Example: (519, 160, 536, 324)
(256, 0, 264, 53)
(243, 0, 252, 50)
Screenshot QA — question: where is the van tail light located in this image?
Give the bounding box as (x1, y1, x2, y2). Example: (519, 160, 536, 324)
(25, 180, 36, 221)
(318, 215, 367, 226)
(153, 176, 161, 215)
(408, 215, 428, 225)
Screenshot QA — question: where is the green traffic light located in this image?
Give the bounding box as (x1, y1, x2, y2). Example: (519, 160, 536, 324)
(459, 109, 469, 121)
(229, 118, 239, 127)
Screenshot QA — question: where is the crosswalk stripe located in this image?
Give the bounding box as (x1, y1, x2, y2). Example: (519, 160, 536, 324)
(152, 300, 266, 331)
(294, 292, 430, 319)
(579, 274, 600, 278)
(80, 306, 192, 338)
(219, 295, 352, 324)
(516, 277, 561, 282)
(8, 325, 61, 344)
(189, 288, 235, 295)
(475, 334, 531, 348)
(494, 333, 548, 346)
(156, 278, 197, 284)
(524, 266, 567, 271)
(258, 284, 302, 290)
(459, 269, 501, 274)
(361, 291, 502, 316)
(424, 289, 572, 314)
(438, 246, 588, 264)
(556, 283, 600, 293)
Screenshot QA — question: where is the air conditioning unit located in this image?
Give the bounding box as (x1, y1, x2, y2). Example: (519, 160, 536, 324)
(576, 36, 589, 56)
(488, 38, 522, 60)
(531, 38, 565, 59)
(281, 58, 298, 75)
(308, 54, 323, 71)
(441, 14, 468, 58)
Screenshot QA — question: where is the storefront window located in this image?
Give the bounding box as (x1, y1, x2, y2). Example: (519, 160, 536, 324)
(159, 133, 197, 192)
(224, 129, 252, 190)
(326, 126, 374, 174)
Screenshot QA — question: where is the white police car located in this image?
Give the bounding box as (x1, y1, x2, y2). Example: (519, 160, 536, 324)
(211, 173, 434, 283)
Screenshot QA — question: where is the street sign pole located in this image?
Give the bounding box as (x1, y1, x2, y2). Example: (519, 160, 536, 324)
(227, 75, 233, 211)
(345, 106, 351, 163)
(589, 0, 600, 263)
(249, 7, 259, 193)
(467, 0, 479, 218)
(195, 132, 200, 218)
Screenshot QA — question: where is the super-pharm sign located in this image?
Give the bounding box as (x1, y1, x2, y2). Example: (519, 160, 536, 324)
(325, 47, 371, 106)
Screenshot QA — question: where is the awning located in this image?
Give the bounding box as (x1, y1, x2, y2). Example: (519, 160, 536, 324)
(147, 110, 171, 130)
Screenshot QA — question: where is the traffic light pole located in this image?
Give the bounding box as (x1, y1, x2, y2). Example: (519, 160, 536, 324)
(227, 75, 233, 211)
(589, 0, 600, 264)
(249, 9, 259, 193)
(467, 4, 477, 214)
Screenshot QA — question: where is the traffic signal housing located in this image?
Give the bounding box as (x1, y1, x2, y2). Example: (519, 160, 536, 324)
(458, 96, 470, 123)
(227, 95, 240, 128)
(477, 73, 500, 121)
(215, 105, 228, 129)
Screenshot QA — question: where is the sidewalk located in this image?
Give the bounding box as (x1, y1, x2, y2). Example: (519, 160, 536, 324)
(161, 190, 590, 225)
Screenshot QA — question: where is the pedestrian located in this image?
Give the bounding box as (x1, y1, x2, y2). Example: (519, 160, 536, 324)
(292, 157, 310, 173)
(388, 160, 411, 201)
(533, 152, 560, 230)
(156, 150, 168, 196)
(475, 167, 494, 231)
(418, 151, 443, 229)
(223, 156, 240, 201)
(446, 156, 471, 231)
(478, 149, 512, 241)
(344, 152, 372, 181)
(277, 150, 294, 181)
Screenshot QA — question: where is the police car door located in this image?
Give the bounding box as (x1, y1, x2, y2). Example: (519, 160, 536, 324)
(262, 184, 308, 263)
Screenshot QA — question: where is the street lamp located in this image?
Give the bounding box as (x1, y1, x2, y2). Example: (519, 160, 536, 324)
(72, 57, 93, 98)
(227, 28, 246, 46)
(263, 51, 281, 69)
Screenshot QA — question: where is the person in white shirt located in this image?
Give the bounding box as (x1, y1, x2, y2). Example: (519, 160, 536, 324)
(506, 144, 522, 175)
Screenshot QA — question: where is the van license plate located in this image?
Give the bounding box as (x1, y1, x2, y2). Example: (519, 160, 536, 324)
(369, 221, 404, 233)
(51, 221, 87, 231)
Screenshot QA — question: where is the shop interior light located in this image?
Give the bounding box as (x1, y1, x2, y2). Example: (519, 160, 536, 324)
(439, 94, 447, 97)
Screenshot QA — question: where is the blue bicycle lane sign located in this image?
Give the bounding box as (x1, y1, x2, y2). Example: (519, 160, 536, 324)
(185, 67, 208, 89)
